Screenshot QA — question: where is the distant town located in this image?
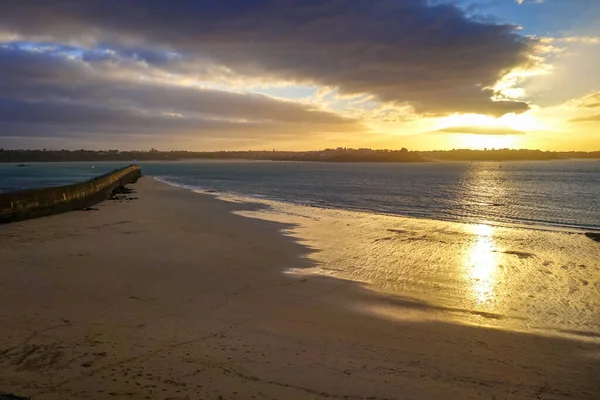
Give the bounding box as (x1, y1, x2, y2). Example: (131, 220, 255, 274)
(1, 147, 599, 163)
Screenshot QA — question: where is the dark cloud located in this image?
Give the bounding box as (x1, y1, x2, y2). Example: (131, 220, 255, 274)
(569, 114, 600, 123)
(0, 98, 347, 139)
(0, 0, 534, 116)
(515, 0, 546, 4)
(431, 126, 526, 135)
(568, 92, 600, 122)
(579, 92, 600, 108)
(0, 46, 362, 141)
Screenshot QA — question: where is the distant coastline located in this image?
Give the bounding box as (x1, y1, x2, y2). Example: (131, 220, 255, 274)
(1, 148, 599, 163)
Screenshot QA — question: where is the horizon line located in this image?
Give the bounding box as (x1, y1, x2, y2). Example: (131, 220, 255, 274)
(2, 148, 600, 153)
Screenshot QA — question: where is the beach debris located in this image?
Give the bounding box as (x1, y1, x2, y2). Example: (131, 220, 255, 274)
(109, 186, 138, 201)
(0, 392, 30, 400)
(387, 229, 408, 234)
(585, 232, 600, 242)
(111, 186, 135, 195)
(498, 250, 535, 259)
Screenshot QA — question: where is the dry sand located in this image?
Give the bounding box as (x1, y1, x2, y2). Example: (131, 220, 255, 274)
(0, 177, 598, 399)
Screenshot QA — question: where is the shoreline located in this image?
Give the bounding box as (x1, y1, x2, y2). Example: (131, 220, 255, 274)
(2, 157, 600, 164)
(0, 177, 598, 399)
(3, 160, 599, 235)
(154, 175, 600, 235)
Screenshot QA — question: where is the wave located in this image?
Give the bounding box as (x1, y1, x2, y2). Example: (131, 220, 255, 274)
(153, 176, 599, 234)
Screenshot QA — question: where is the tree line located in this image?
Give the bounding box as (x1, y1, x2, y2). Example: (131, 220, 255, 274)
(1, 148, 599, 163)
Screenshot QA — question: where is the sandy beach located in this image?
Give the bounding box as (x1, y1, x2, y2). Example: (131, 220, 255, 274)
(1, 177, 599, 400)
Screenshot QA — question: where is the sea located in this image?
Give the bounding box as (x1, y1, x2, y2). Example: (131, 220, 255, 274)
(1, 159, 600, 339)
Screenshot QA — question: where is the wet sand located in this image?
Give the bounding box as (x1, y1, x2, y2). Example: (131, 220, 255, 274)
(0, 177, 598, 399)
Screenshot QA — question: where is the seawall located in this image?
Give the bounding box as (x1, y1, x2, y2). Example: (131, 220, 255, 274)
(0, 165, 141, 224)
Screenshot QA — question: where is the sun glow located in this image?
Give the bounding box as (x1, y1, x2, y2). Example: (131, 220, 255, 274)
(433, 112, 548, 149)
(438, 112, 543, 133)
(465, 224, 499, 305)
(456, 135, 519, 150)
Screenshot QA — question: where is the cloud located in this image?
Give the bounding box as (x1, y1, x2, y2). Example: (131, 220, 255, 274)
(541, 36, 600, 45)
(558, 36, 600, 45)
(0, 0, 536, 117)
(564, 91, 600, 110)
(0, 46, 363, 142)
(431, 126, 526, 135)
(515, 0, 545, 4)
(569, 114, 600, 123)
(576, 92, 600, 109)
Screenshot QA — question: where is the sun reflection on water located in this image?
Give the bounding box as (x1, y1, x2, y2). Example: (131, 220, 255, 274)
(465, 224, 499, 306)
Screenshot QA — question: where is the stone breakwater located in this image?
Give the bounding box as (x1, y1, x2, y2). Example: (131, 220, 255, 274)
(0, 165, 141, 224)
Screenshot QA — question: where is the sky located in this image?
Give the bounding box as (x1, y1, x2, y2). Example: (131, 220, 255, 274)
(0, 0, 599, 151)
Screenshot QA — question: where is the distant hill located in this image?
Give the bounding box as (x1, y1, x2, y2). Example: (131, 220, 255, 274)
(421, 149, 600, 161)
(0, 148, 598, 163)
(0, 148, 425, 163)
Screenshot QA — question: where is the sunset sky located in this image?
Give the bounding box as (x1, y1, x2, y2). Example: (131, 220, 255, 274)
(0, 0, 599, 151)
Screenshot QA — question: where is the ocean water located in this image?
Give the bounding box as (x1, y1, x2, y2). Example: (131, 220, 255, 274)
(150, 160, 600, 339)
(232, 202, 600, 339)
(145, 159, 600, 232)
(2, 160, 598, 231)
(0, 161, 130, 193)
(2, 159, 600, 338)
